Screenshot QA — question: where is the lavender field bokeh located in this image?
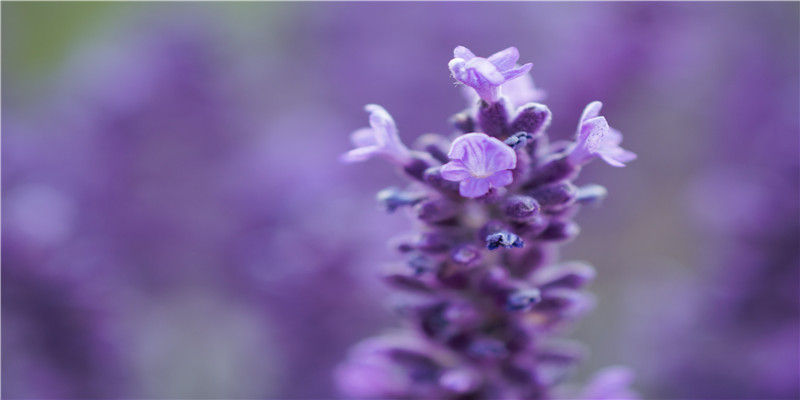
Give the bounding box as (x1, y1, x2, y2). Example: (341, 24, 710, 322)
(2, 2, 798, 399)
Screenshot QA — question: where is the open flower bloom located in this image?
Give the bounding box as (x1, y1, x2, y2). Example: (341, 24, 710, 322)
(340, 104, 414, 166)
(441, 133, 517, 198)
(567, 101, 637, 167)
(448, 46, 533, 104)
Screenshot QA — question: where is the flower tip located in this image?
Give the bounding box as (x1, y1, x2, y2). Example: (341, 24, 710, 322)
(453, 45, 475, 60)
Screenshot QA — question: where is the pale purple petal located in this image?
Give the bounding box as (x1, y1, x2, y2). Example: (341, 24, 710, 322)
(449, 46, 533, 104)
(448, 133, 487, 172)
(459, 177, 490, 198)
(603, 127, 623, 146)
(453, 45, 476, 61)
(487, 46, 520, 71)
(579, 101, 604, 126)
(365, 104, 397, 147)
(483, 137, 517, 173)
(341, 104, 412, 165)
(350, 127, 377, 147)
(487, 170, 513, 187)
(580, 116, 610, 154)
(498, 74, 547, 105)
(465, 58, 505, 85)
(440, 160, 473, 181)
(500, 63, 532, 81)
(599, 148, 637, 167)
(340, 146, 380, 163)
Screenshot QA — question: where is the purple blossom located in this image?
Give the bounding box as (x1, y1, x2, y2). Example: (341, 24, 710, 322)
(567, 101, 637, 167)
(448, 46, 533, 104)
(341, 104, 414, 166)
(340, 45, 638, 400)
(440, 133, 517, 198)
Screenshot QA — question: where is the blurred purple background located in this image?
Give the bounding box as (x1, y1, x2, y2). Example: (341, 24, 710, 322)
(2, 2, 798, 399)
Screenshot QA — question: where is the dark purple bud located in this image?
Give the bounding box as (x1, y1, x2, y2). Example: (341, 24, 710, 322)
(416, 232, 452, 254)
(383, 272, 433, 293)
(535, 288, 586, 314)
(478, 266, 514, 301)
(486, 231, 524, 250)
(415, 133, 452, 164)
(528, 182, 578, 209)
(504, 131, 534, 150)
(467, 338, 509, 359)
(376, 187, 426, 213)
(503, 195, 541, 221)
(510, 103, 551, 135)
(506, 243, 553, 278)
(477, 99, 510, 138)
(415, 198, 459, 223)
(534, 262, 596, 290)
(506, 288, 542, 311)
(407, 253, 441, 274)
(576, 184, 608, 206)
(403, 155, 434, 181)
(436, 263, 471, 290)
(511, 215, 549, 238)
(451, 244, 482, 267)
(423, 167, 461, 197)
(389, 234, 417, 253)
(450, 111, 475, 133)
(537, 220, 580, 242)
(524, 156, 577, 188)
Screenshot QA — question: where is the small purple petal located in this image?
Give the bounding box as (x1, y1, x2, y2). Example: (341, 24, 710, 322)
(449, 46, 534, 104)
(440, 160, 473, 181)
(487, 170, 513, 188)
(579, 116, 609, 152)
(453, 45, 476, 61)
(340, 146, 380, 163)
(465, 58, 505, 85)
(350, 127, 377, 147)
(459, 177, 490, 198)
(500, 63, 533, 81)
(579, 101, 604, 126)
(483, 139, 517, 173)
(487, 46, 520, 70)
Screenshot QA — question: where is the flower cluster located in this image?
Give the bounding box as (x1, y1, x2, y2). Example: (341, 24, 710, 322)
(338, 46, 637, 399)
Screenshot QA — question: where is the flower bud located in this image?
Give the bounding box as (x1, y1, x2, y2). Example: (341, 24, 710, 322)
(510, 103, 551, 135)
(537, 220, 580, 242)
(415, 198, 459, 223)
(528, 182, 578, 209)
(477, 98, 511, 138)
(506, 288, 542, 311)
(576, 184, 608, 206)
(503, 195, 541, 221)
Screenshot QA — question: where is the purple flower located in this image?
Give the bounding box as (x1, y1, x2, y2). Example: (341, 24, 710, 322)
(440, 133, 517, 198)
(448, 46, 533, 104)
(567, 101, 637, 167)
(340, 44, 639, 400)
(341, 104, 414, 166)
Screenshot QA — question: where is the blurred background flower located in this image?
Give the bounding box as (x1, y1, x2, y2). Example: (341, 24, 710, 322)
(2, 2, 797, 399)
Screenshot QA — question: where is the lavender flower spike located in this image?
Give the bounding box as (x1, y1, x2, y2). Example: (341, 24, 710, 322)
(339, 45, 639, 400)
(341, 104, 414, 166)
(449, 46, 533, 104)
(440, 133, 517, 198)
(567, 101, 637, 167)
